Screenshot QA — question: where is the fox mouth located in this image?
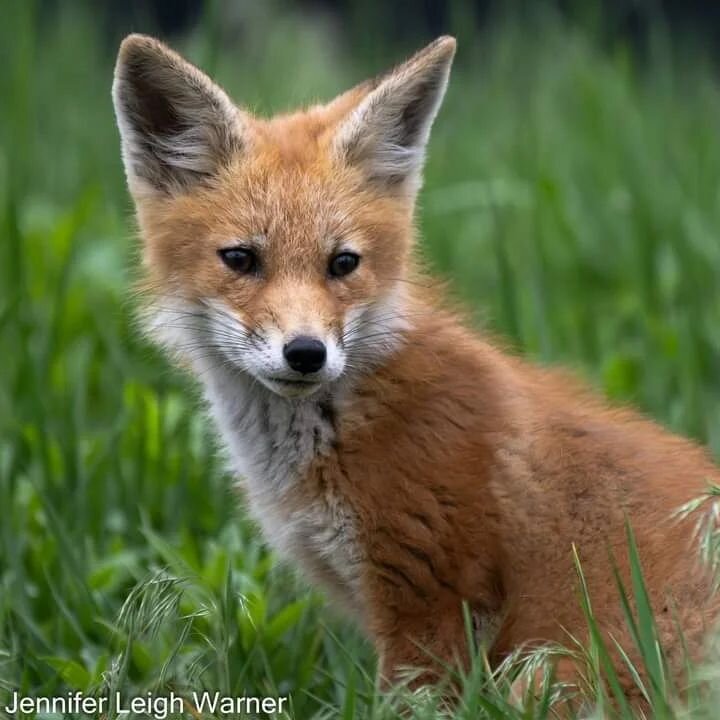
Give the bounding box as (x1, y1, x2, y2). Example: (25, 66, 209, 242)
(258, 375, 323, 398)
(269, 376, 319, 386)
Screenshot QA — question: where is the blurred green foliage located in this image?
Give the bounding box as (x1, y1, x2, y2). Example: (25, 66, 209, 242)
(1, 1, 720, 717)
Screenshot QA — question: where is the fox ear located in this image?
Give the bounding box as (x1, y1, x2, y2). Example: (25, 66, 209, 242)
(112, 34, 244, 196)
(333, 36, 456, 196)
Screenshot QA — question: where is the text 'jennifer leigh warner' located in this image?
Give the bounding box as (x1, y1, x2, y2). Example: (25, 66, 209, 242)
(4, 690, 290, 717)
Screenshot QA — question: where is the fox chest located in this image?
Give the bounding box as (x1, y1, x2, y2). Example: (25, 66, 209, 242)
(250, 470, 364, 615)
(205, 375, 364, 613)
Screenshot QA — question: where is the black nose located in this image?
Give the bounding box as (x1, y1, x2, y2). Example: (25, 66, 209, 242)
(283, 336, 327, 374)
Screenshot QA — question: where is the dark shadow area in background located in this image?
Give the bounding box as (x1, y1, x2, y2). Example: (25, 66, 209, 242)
(37, 0, 720, 58)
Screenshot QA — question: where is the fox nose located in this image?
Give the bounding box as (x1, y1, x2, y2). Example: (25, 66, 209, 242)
(283, 336, 327, 375)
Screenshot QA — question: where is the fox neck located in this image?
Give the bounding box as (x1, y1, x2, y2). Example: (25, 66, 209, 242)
(203, 364, 340, 490)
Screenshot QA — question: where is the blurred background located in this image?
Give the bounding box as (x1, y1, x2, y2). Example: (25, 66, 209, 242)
(2, 0, 720, 713)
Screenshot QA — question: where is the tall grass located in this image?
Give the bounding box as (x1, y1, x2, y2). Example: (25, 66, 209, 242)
(1, 1, 720, 717)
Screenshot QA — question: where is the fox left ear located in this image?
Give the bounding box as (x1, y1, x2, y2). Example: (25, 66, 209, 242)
(112, 34, 245, 197)
(333, 36, 456, 196)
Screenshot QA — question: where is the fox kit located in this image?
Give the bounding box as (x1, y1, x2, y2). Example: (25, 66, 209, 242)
(113, 34, 718, 700)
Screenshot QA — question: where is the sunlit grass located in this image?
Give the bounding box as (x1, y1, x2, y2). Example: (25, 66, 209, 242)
(1, 1, 720, 717)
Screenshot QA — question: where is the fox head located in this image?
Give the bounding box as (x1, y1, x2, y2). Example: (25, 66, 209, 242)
(113, 34, 455, 398)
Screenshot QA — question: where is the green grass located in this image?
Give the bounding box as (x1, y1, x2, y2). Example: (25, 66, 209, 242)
(2, 1, 720, 717)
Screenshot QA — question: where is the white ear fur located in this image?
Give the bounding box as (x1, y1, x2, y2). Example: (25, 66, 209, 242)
(333, 36, 456, 196)
(112, 34, 244, 196)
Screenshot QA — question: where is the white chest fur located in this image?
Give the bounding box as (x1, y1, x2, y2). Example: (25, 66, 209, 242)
(199, 358, 364, 614)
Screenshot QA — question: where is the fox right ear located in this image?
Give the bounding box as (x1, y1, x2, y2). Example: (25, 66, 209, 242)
(332, 36, 456, 197)
(112, 34, 244, 196)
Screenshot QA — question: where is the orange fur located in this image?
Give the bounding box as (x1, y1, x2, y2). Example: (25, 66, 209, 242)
(113, 34, 719, 704)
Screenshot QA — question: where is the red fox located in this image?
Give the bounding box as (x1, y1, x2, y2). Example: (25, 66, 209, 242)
(113, 34, 718, 701)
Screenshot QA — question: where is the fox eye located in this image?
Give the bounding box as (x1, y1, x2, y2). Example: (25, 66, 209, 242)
(218, 247, 257, 275)
(329, 252, 360, 278)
